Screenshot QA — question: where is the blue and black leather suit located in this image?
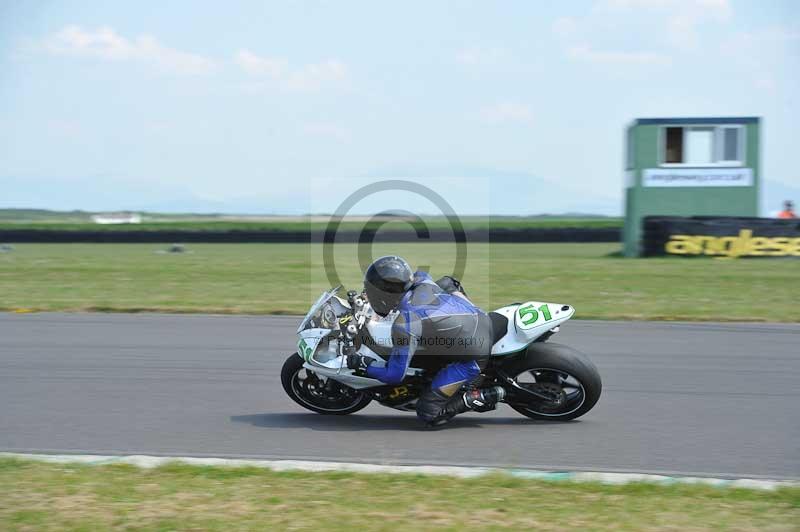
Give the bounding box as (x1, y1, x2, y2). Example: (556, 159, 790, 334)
(365, 271, 493, 423)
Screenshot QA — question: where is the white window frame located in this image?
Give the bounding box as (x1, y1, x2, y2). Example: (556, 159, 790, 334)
(658, 124, 747, 168)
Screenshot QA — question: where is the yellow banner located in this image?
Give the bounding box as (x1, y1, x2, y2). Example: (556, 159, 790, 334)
(665, 229, 800, 258)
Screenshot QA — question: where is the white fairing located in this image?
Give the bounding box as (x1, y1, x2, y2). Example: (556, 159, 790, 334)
(364, 310, 397, 347)
(296, 291, 575, 389)
(490, 301, 575, 355)
(298, 308, 417, 389)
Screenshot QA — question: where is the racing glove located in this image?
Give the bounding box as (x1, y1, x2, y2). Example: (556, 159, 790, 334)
(346, 354, 374, 376)
(435, 275, 468, 297)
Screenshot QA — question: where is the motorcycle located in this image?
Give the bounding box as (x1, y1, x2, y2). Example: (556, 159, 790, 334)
(281, 286, 601, 421)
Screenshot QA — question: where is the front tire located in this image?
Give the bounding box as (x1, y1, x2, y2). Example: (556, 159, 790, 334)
(501, 343, 602, 421)
(280, 353, 372, 415)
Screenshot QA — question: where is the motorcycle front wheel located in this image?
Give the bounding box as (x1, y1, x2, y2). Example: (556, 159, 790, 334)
(501, 343, 602, 421)
(280, 353, 373, 415)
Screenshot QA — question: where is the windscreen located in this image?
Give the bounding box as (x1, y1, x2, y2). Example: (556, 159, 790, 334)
(296, 287, 340, 333)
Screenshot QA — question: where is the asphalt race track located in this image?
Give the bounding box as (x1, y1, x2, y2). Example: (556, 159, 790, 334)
(1, 313, 798, 479)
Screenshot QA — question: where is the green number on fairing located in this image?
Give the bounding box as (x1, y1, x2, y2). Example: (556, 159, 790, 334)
(518, 304, 539, 325)
(518, 304, 552, 326)
(298, 339, 312, 361)
(538, 304, 552, 321)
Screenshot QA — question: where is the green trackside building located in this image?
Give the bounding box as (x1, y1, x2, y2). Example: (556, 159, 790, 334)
(623, 117, 761, 257)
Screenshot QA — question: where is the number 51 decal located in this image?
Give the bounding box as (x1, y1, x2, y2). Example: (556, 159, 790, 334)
(518, 303, 552, 327)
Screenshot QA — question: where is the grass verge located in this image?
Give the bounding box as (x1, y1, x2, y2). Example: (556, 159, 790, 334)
(1, 243, 798, 321)
(0, 458, 797, 531)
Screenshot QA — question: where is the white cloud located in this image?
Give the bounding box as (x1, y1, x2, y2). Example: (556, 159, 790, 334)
(43, 25, 216, 75)
(302, 122, 350, 141)
(234, 49, 347, 92)
(456, 47, 506, 67)
(721, 27, 799, 92)
(554, 0, 729, 67)
(601, 0, 672, 8)
(47, 119, 82, 137)
(599, 0, 732, 50)
(724, 26, 800, 55)
(479, 103, 534, 124)
(568, 44, 672, 66)
(285, 60, 347, 91)
(601, 0, 728, 12)
(234, 49, 287, 78)
(552, 17, 579, 39)
(754, 76, 776, 91)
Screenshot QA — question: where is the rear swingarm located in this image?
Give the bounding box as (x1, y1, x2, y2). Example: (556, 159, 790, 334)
(495, 369, 561, 403)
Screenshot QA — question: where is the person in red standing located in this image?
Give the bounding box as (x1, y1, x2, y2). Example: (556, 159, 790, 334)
(777, 200, 797, 219)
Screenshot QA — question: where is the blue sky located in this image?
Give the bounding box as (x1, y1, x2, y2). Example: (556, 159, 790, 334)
(1, 0, 798, 215)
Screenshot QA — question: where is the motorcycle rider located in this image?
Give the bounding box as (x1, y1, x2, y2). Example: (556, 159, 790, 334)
(346, 256, 505, 427)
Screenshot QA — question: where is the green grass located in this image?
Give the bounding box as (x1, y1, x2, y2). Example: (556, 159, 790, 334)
(1, 243, 798, 321)
(0, 459, 797, 531)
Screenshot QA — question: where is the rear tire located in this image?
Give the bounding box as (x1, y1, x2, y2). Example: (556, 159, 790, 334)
(281, 353, 372, 415)
(501, 343, 602, 421)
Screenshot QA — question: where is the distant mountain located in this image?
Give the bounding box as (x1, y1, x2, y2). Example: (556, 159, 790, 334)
(361, 165, 621, 216)
(2, 175, 282, 215)
(4, 172, 796, 217)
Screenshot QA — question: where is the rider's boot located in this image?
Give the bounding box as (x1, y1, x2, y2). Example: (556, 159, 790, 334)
(418, 385, 506, 428)
(445, 386, 506, 416)
(463, 386, 507, 412)
(416, 388, 454, 427)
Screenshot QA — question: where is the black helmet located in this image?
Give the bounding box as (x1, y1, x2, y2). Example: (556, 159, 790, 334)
(364, 256, 413, 316)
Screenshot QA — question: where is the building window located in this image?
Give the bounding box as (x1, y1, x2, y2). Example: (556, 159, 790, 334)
(685, 127, 714, 164)
(718, 126, 744, 164)
(665, 127, 683, 163)
(661, 125, 745, 166)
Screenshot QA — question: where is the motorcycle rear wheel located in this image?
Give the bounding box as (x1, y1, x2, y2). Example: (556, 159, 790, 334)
(501, 343, 602, 421)
(281, 353, 373, 415)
